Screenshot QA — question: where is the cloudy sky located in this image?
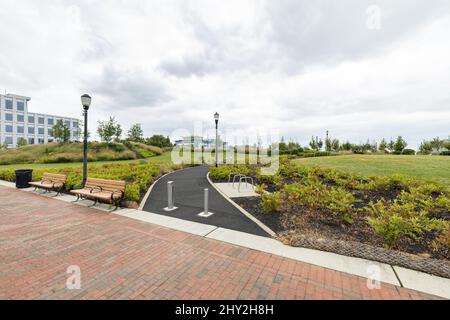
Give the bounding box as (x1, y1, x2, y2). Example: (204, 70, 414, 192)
(1, 0, 449, 148)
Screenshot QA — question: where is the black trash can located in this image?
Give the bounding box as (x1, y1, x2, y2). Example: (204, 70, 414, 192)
(15, 169, 33, 188)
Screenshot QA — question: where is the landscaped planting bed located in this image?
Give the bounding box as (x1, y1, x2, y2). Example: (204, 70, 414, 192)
(0, 161, 184, 206)
(210, 159, 450, 277)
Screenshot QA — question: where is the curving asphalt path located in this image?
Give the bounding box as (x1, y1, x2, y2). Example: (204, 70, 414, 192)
(142, 166, 269, 237)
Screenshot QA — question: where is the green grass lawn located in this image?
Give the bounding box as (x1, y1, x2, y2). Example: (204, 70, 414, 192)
(0, 151, 173, 170)
(293, 154, 450, 188)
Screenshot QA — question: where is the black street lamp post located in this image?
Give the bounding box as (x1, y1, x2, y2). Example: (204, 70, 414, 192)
(81, 94, 91, 187)
(214, 112, 219, 168)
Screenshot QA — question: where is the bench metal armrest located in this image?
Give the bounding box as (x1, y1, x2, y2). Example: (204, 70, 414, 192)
(111, 189, 124, 200)
(90, 186, 103, 193)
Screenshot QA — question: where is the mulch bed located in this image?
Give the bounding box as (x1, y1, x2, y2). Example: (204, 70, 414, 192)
(233, 196, 450, 279)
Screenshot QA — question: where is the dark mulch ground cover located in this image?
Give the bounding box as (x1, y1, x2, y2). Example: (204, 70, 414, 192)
(234, 195, 449, 261)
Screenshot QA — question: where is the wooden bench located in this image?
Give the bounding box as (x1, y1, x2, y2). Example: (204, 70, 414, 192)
(70, 178, 126, 209)
(29, 172, 67, 196)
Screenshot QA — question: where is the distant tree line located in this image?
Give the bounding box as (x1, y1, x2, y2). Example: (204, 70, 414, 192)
(278, 133, 450, 156)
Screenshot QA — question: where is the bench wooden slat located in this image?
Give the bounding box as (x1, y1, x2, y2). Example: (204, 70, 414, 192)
(71, 177, 126, 208)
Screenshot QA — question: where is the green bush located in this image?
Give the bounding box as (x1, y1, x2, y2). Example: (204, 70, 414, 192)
(0, 161, 181, 202)
(261, 192, 282, 213)
(402, 149, 416, 155)
(209, 165, 252, 181)
(367, 200, 445, 247)
(0, 141, 163, 165)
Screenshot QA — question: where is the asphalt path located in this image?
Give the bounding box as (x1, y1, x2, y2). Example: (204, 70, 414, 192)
(142, 166, 269, 237)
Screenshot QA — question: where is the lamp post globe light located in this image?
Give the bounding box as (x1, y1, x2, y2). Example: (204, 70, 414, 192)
(214, 112, 219, 168)
(81, 94, 91, 187)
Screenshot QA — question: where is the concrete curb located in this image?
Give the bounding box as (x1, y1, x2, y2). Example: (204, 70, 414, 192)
(138, 171, 173, 211)
(206, 172, 277, 237)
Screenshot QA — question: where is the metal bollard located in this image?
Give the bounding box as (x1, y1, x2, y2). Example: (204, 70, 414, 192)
(203, 188, 208, 215)
(163, 181, 178, 211)
(198, 188, 214, 217)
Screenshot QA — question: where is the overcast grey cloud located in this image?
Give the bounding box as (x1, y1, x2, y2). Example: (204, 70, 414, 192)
(0, 0, 449, 148)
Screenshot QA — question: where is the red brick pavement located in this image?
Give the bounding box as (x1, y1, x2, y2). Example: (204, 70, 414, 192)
(0, 186, 440, 300)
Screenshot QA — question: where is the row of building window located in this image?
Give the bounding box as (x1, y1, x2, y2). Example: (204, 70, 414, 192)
(3, 136, 51, 145)
(1, 113, 77, 127)
(3, 125, 78, 136)
(2, 100, 25, 111)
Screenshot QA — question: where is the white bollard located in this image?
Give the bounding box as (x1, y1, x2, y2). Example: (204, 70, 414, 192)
(198, 188, 214, 217)
(163, 181, 178, 211)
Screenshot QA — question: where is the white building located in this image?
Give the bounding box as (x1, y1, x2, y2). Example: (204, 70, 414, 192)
(0, 93, 79, 148)
(174, 136, 227, 149)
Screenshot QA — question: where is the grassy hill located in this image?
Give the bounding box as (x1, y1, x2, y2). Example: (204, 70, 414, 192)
(0, 141, 163, 165)
(293, 154, 450, 188)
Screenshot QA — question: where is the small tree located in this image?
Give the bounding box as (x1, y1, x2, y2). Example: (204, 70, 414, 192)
(430, 137, 445, 152)
(53, 120, 71, 142)
(127, 123, 144, 142)
(309, 136, 323, 151)
(146, 134, 172, 148)
(17, 137, 27, 147)
(97, 117, 121, 142)
(331, 139, 340, 151)
(387, 139, 395, 153)
(325, 137, 332, 152)
(1, 139, 8, 149)
(393, 136, 407, 154)
(379, 138, 387, 152)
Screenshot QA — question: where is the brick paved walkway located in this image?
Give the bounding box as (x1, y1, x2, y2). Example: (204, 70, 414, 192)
(0, 186, 439, 300)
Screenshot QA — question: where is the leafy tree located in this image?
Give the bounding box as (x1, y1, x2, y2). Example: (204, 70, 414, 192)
(53, 119, 71, 142)
(97, 117, 122, 142)
(127, 123, 144, 142)
(418, 141, 433, 155)
(379, 138, 387, 152)
(430, 137, 445, 152)
(331, 139, 340, 151)
(309, 136, 323, 151)
(387, 139, 395, 153)
(340, 141, 352, 151)
(325, 137, 332, 152)
(17, 137, 27, 147)
(146, 134, 172, 148)
(393, 136, 407, 153)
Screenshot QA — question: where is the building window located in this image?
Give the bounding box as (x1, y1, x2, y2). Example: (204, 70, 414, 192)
(28, 127, 35, 134)
(48, 129, 53, 136)
(5, 100, 13, 109)
(17, 126, 24, 134)
(28, 138, 35, 145)
(38, 138, 44, 144)
(47, 118, 54, 126)
(38, 117, 45, 124)
(17, 114, 24, 122)
(38, 127, 45, 135)
(17, 101, 25, 111)
(5, 113, 13, 121)
(28, 115, 35, 123)
(65, 120, 71, 127)
(5, 136, 13, 144)
(73, 121, 78, 128)
(5, 125, 13, 133)
(48, 138, 54, 143)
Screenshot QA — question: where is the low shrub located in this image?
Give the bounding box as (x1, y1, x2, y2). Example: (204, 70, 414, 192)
(0, 161, 182, 202)
(402, 149, 416, 155)
(261, 192, 282, 213)
(209, 164, 253, 181)
(367, 200, 445, 247)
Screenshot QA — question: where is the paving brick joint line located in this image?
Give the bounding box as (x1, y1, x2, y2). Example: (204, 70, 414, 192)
(0, 186, 440, 300)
